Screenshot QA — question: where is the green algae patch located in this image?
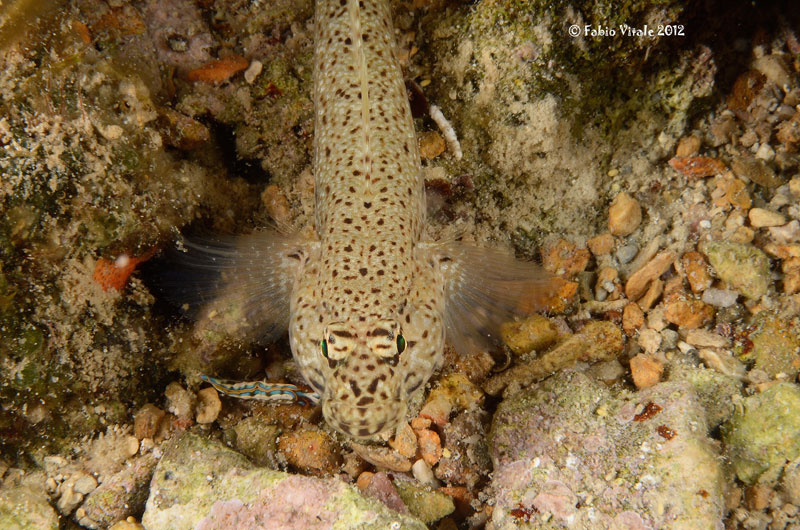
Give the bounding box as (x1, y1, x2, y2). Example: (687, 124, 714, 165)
(722, 383, 800, 485)
(701, 241, 771, 300)
(736, 312, 800, 378)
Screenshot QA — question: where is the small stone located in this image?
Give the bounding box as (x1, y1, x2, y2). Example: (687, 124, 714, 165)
(722, 383, 800, 485)
(134, 404, 166, 440)
(637, 329, 662, 354)
(630, 354, 664, 389)
(596, 266, 621, 301)
(351, 442, 412, 472)
(608, 192, 642, 236)
(664, 292, 714, 329)
(412, 459, 438, 488)
(164, 382, 195, 420)
(697, 349, 747, 379)
(753, 54, 791, 89)
(195, 387, 222, 424)
(278, 428, 342, 475)
(684, 329, 729, 348)
(790, 177, 800, 197)
(356, 471, 375, 491)
(637, 279, 664, 311)
(542, 239, 591, 277)
(411, 416, 432, 431)
(56, 483, 83, 515)
(233, 416, 281, 467)
(108, 520, 145, 530)
(243, 59, 263, 84)
(261, 184, 291, 225)
(363, 472, 409, 513)
(676, 135, 701, 157)
(616, 243, 639, 264)
(745, 484, 773, 511)
(587, 233, 614, 256)
(625, 250, 676, 301)
(156, 108, 210, 150)
(682, 252, 713, 293)
(389, 422, 418, 459)
(417, 429, 443, 467)
(769, 220, 800, 244)
(782, 458, 800, 505)
(622, 303, 644, 336)
(702, 241, 771, 300)
(730, 156, 782, 188)
(737, 312, 800, 378)
(713, 174, 751, 210)
(702, 288, 739, 308)
(785, 268, 800, 295)
(501, 314, 559, 355)
(418, 131, 446, 159)
(124, 435, 140, 457)
(776, 111, 800, 147)
(73, 473, 98, 495)
(419, 373, 484, 426)
(393, 478, 455, 524)
(749, 208, 786, 228)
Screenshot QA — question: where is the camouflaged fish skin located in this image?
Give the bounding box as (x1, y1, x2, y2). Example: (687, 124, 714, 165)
(290, 0, 445, 438)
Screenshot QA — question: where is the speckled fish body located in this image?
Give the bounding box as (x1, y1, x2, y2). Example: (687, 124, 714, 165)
(182, 0, 552, 439)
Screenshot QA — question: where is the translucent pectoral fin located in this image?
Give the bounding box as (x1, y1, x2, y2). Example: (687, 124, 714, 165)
(165, 230, 313, 344)
(432, 241, 556, 356)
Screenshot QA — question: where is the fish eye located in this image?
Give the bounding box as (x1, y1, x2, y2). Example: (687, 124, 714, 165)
(320, 339, 329, 358)
(396, 333, 406, 354)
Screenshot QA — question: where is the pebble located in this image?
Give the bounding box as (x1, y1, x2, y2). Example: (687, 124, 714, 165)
(500, 314, 559, 355)
(73, 473, 98, 495)
(745, 484, 773, 511)
(417, 429, 443, 467)
(587, 233, 614, 256)
(233, 417, 281, 467)
(702, 240, 771, 300)
(625, 250, 676, 301)
(749, 208, 786, 227)
(637, 329, 662, 354)
(134, 404, 166, 440)
(730, 156, 782, 188)
(389, 422, 418, 459)
(542, 238, 591, 277)
(596, 267, 621, 300)
(616, 243, 638, 264)
(164, 382, 195, 420)
(56, 483, 83, 514)
(418, 131, 446, 159)
(419, 373, 484, 426)
(622, 302, 644, 336)
(702, 288, 739, 308)
(630, 354, 664, 389)
(698, 349, 747, 379)
(684, 329, 730, 348)
(637, 278, 664, 311)
(364, 472, 409, 514)
(351, 442, 412, 472)
(124, 435, 140, 457)
(243, 59, 263, 84)
(109, 519, 144, 530)
(393, 478, 455, 524)
(675, 135, 701, 157)
(713, 174, 751, 210)
(664, 292, 715, 329)
(278, 428, 342, 476)
(412, 459, 438, 488)
(261, 184, 291, 225)
(785, 267, 800, 295)
(682, 251, 713, 293)
(769, 220, 800, 244)
(194, 387, 222, 424)
(608, 192, 642, 236)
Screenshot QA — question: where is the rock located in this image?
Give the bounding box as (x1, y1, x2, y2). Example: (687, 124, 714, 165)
(637, 278, 664, 311)
(411, 459, 437, 488)
(587, 233, 614, 256)
(625, 250, 676, 301)
(78, 454, 158, 529)
(630, 353, 663, 389)
(702, 241, 771, 300)
(500, 314, 559, 355)
(608, 192, 642, 236)
(488, 372, 724, 528)
(675, 135, 701, 157)
(722, 383, 800, 485)
(749, 208, 786, 228)
(737, 312, 800, 378)
(350, 442, 412, 473)
(782, 458, 800, 505)
(417, 429, 443, 467)
(682, 251, 713, 293)
(109, 520, 145, 530)
(393, 478, 455, 524)
(134, 404, 166, 440)
(684, 329, 729, 349)
(143, 434, 426, 529)
(753, 54, 792, 89)
(702, 288, 739, 308)
(389, 422, 418, 459)
(362, 472, 408, 513)
(156, 108, 210, 150)
(769, 220, 800, 245)
(243, 59, 263, 84)
(233, 416, 281, 468)
(261, 185, 291, 225)
(668, 365, 743, 428)
(636, 329, 662, 355)
(485, 321, 624, 398)
(622, 302, 644, 336)
(616, 243, 639, 264)
(434, 410, 491, 490)
(730, 155, 783, 188)
(278, 428, 342, 476)
(542, 239, 590, 277)
(664, 292, 714, 329)
(195, 387, 221, 424)
(419, 373, 484, 426)
(0, 483, 59, 530)
(713, 174, 752, 210)
(165, 382, 195, 420)
(418, 131, 446, 159)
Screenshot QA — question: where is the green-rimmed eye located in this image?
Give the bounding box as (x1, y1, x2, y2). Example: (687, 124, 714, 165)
(396, 334, 406, 354)
(320, 339, 329, 358)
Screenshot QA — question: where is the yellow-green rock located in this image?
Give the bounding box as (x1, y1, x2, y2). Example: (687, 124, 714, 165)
(701, 241, 771, 300)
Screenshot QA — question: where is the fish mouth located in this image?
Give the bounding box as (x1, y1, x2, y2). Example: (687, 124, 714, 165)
(322, 399, 407, 438)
